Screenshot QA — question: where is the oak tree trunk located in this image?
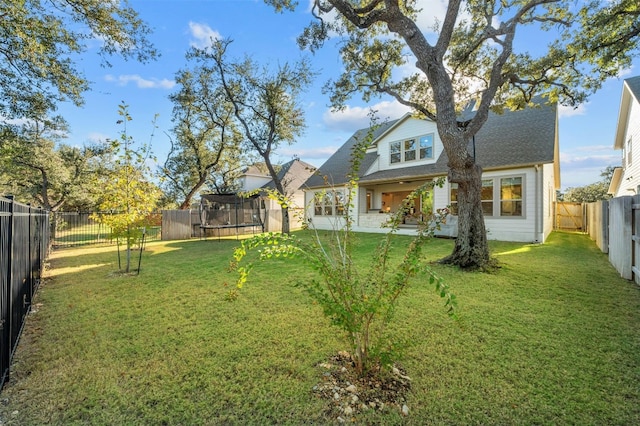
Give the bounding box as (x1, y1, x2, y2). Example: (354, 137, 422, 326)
(441, 160, 490, 269)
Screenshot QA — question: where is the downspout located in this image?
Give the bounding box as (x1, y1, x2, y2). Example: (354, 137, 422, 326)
(534, 165, 542, 243)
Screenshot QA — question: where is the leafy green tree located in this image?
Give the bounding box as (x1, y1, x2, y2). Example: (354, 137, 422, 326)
(0, 113, 109, 211)
(570, 0, 640, 78)
(93, 103, 160, 273)
(0, 0, 156, 119)
(162, 69, 248, 209)
(563, 166, 616, 203)
(230, 126, 455, 376)
(186, 38, 315, 234)
(265, 0, 640, 269)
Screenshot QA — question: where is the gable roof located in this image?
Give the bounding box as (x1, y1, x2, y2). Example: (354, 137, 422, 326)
(261, 158, 317, 194)
(304, 120, 399, 187)
(614, 75, 640, 150)
(306, 100, 558, 188)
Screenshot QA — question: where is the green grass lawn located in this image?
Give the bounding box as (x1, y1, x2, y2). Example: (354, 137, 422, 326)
(1, 231, 639, 425)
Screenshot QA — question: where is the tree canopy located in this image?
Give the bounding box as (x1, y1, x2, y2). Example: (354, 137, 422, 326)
(562, 166, 616, 203)
(0, 0, 156, 119)
(265, 0, 640, 268)
(162, 68, 247, 209)
(0, 112, 110, 211)
(186, 38, 316, 233)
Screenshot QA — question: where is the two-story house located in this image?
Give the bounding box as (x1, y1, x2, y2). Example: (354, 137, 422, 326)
(303, 101, 560, 243)
(608, 75, 640, 197)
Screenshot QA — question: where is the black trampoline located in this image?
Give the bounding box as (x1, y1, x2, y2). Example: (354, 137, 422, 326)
(199, 193, 265, 240)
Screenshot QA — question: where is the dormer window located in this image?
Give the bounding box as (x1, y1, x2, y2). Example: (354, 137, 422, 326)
(390, 134, 434, 164)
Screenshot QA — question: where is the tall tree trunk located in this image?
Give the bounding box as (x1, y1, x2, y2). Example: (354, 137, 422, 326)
(441, 160, 490, 269)
(281, 205, 290, 235)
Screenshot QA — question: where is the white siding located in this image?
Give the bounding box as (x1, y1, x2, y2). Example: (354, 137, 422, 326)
(375, 117, 443, 171)
(616, 97, 640, 197)
(242, 175, 272, 191)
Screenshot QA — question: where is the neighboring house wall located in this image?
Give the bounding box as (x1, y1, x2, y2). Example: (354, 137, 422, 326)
(613, 76, 640, 197)
(615, 98, 640, 196)
(241, 174, 272, 192)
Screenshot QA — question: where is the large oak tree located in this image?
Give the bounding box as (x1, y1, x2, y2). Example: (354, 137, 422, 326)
(162, 69, 246, 209)
(266, 0, 640, 269)
(186, 39, 315, 234)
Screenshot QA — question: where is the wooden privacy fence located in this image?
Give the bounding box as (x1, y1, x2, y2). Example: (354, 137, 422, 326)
(555, 202, 585, 231)
(0, 196, 50, 391)
(161, 207, 306, 241)
(587, 196, 640, 283)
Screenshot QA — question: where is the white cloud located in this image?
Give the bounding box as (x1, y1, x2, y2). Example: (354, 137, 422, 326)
(415, 0, 450, 35)
(86, 132, 110, 143)
(278, 145, 338, 160)
(188, 22, 221, 49)
(559, 103, 588, 118)
(560, 147, 621, 188)
(105, 74, 175, 89)
(323, 100, 412, 132)
(0, 116, 32, 127)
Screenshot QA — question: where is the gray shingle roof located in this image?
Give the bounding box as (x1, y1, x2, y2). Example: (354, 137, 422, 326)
(261, 158, 317, 194)
(625, 75, 640, 101)
(305, 100, 557, 188)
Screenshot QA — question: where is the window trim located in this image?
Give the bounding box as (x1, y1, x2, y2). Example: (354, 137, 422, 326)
(449, 174, 525, 218)
(314, 190, 346, 216)
(389, 133, 434, 165)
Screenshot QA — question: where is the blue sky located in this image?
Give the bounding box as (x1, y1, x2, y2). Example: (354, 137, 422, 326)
(56, 0, 639, 191)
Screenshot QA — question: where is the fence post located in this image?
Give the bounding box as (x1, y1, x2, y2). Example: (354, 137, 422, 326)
(1, 196, 14, 387)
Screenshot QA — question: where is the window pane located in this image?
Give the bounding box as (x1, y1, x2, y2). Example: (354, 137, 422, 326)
(481, 179, 493, 200)
(501, 177, 522, 200)
(500, 177, 523, 216)
(390, 141, 401, 163)
(404, 139, 416, 161)
(450, 183, 458, 215)
(324, 192, 334, 216)
(419, 135, 433, 159)
(314, 192, 324, 215)
(482, 201, 493, 216)
(335, 191, 345, 216)
(501, 201, 522, 216)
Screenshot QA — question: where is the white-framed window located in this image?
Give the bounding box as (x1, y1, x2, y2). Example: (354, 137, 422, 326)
(314, 190, 345, 216)
(627, 137, 633, 166)
(449, 175, 524, 217)
(390, 134, 434, 164)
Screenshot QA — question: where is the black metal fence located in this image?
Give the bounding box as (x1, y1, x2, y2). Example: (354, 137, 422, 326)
(51, 212, 161, 248)
(0, 196, 50, 391)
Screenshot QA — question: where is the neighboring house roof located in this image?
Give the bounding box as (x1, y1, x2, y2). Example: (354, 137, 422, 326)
(306, 100, 559, 188)
(242, 163, 271, 177)
(261, 158, 317, 194)
(614, 75, 640, 150)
